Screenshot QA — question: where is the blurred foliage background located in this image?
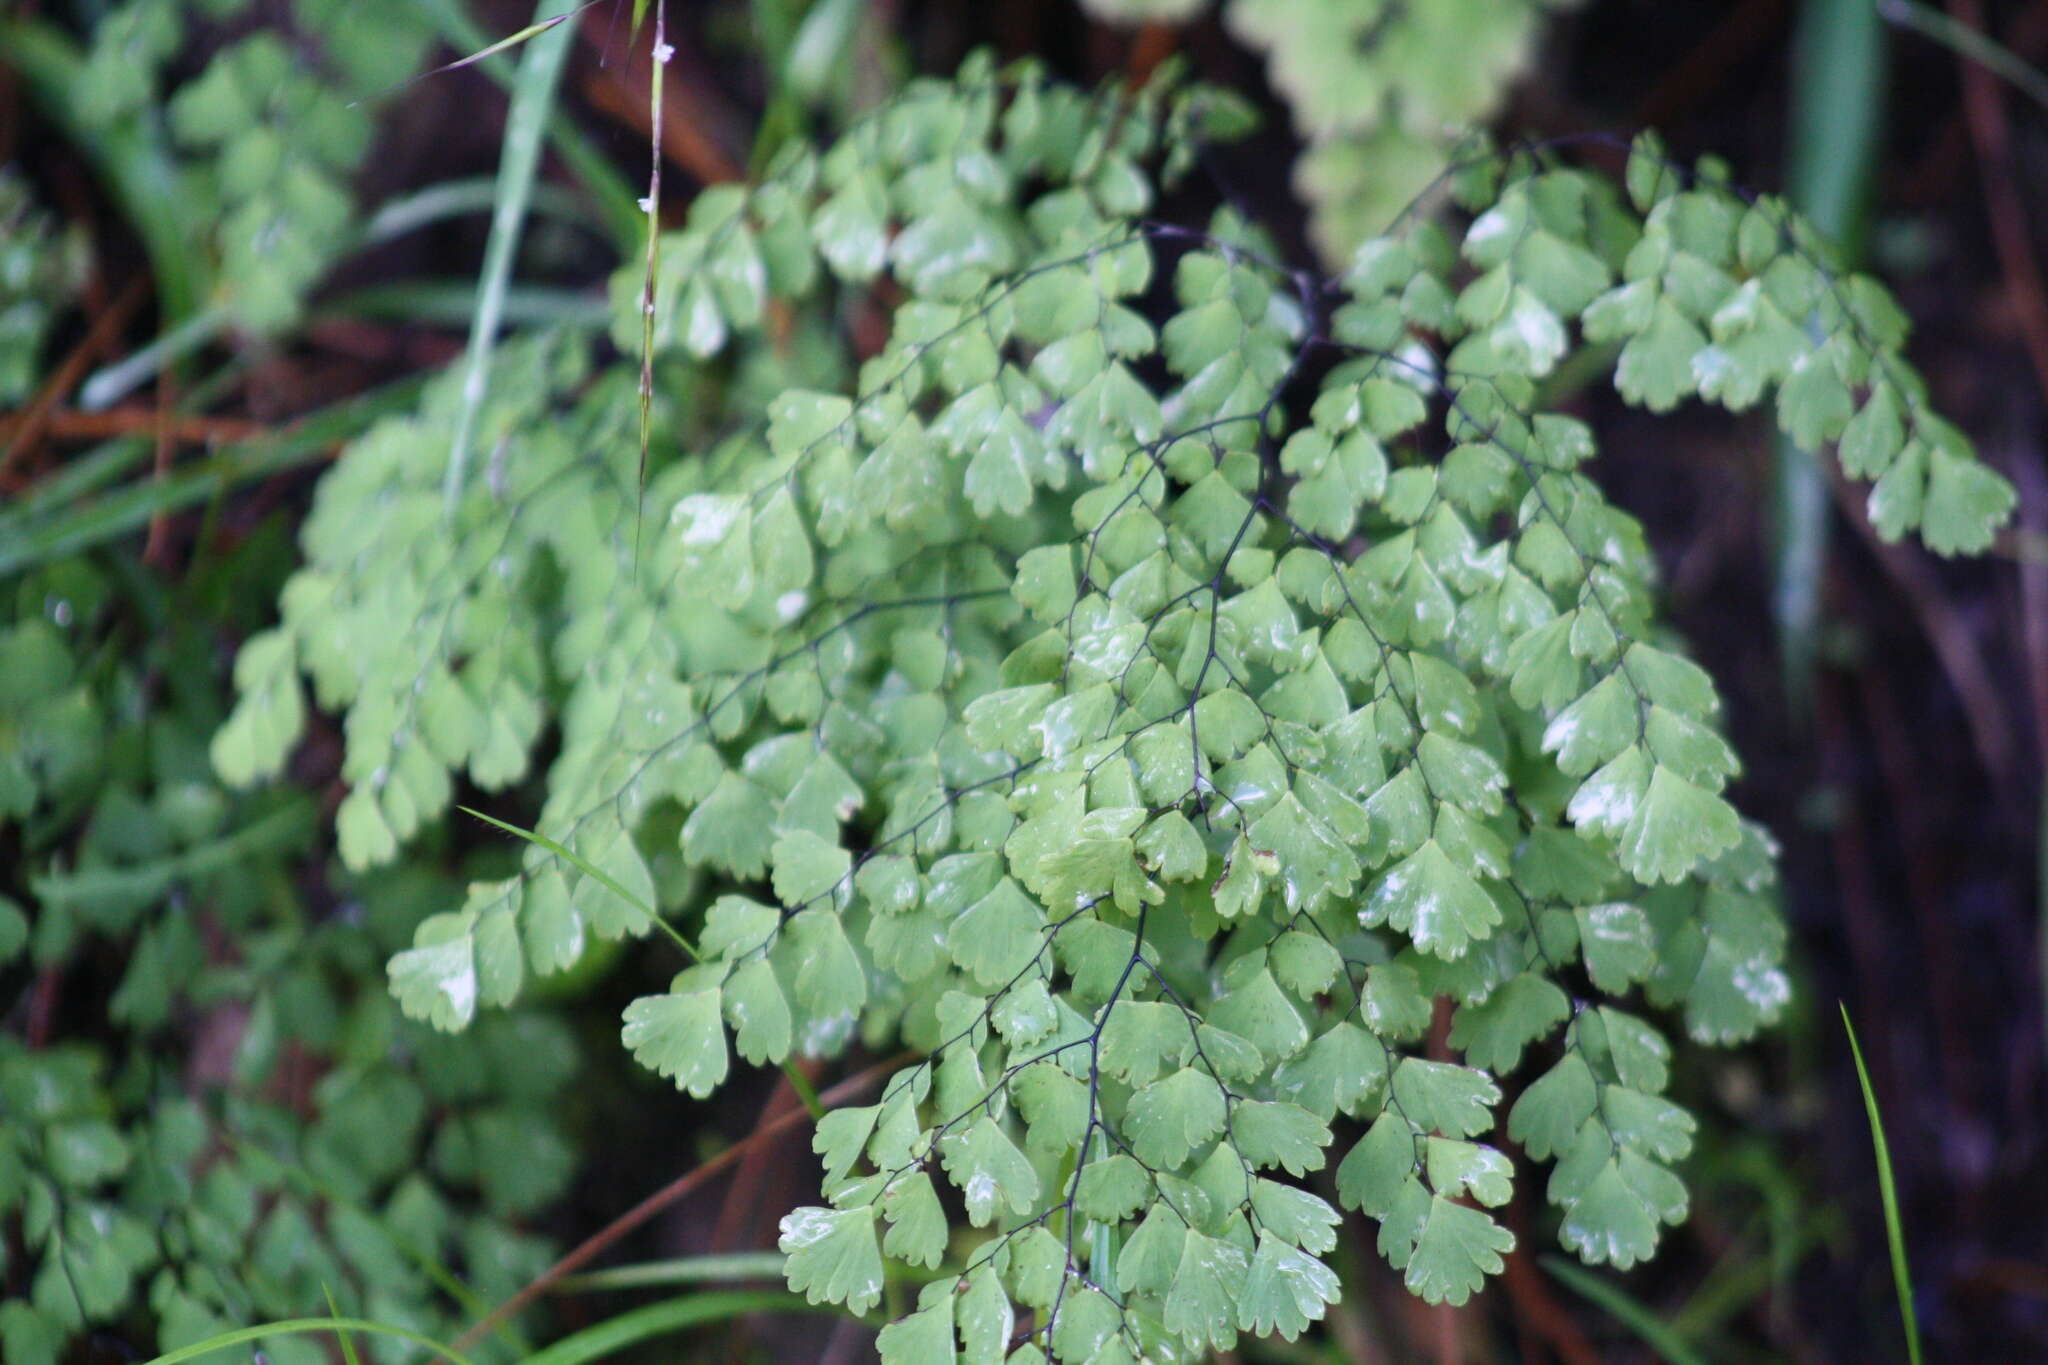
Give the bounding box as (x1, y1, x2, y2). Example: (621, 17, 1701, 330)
(1, 0, 2045, 1360)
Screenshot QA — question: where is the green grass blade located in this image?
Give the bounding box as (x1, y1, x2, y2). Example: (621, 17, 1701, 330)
(318, 281, 609, 329)
(347, 0, 608, 107)
(414, 8, 583, 77)
(78, 307, 228, 413)
(1776, 0, 1887, 718)
(458, 805, 698, 960)
(553, 1251, 790, 1293)
(0, 372, 246, 534)
(779, 1053, 825, 1119)
(1841, 1004, 1926, 1365)
(137, 1317, 476, 1365)
(441, 0, 579, 518)
(319, 1288, 364, 1365)
(517, 1291, 819, 1365)
(0, 438, 153, 525)
(1881, 0, 2048, 112)
(1541, 1256, 1710, 1365)
(362, 176, 598, 245)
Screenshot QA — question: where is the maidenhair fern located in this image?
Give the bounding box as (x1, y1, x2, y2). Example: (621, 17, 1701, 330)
(0, 553, 576, 1365)
(217, 55, 2013, 1362)
(1083, 0, 1577, 262)
(71, 0, 432, 330)
(0, 172, 88, 405)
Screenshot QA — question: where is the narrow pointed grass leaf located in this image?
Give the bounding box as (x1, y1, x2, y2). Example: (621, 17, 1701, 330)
(1841, 1004, 1925, 1365)
(349, 0, 605, 107)
(410, 10, 579, 76)
(554, 1250, 792, 1292)
(361, 176, 599, 245)
(319, 1288, 363, 1365)
(518, 1291, 822, 1365)
(460, 806, 697, 959)
(30, 802, 311, 907)
(136, 1317, 476, 1365)
(318, 281, 610, 329)
(78, 307, 227, 412)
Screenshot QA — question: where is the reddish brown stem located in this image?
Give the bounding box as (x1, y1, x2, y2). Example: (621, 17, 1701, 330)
(0, 407, 272, 449)
(450, 1051, 912, 1353)
(709, 1064, 815, 1252)
(0, 275, 148, 483)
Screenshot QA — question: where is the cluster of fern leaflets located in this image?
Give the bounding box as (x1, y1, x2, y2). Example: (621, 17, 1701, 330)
(216, 55, 2012, 1363)
(0, 172, 88, 403)
(1083, 0, 1579, 261)
(0, 549, 578, 1365)
(62, 0, 432, 330)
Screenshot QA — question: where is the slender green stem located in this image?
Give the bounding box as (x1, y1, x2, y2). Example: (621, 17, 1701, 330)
(30, 802, 312, 906)
(634, 0, 669, 567)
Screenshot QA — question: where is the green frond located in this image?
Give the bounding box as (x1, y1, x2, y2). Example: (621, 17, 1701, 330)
(200, 54, 2010, 1365)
